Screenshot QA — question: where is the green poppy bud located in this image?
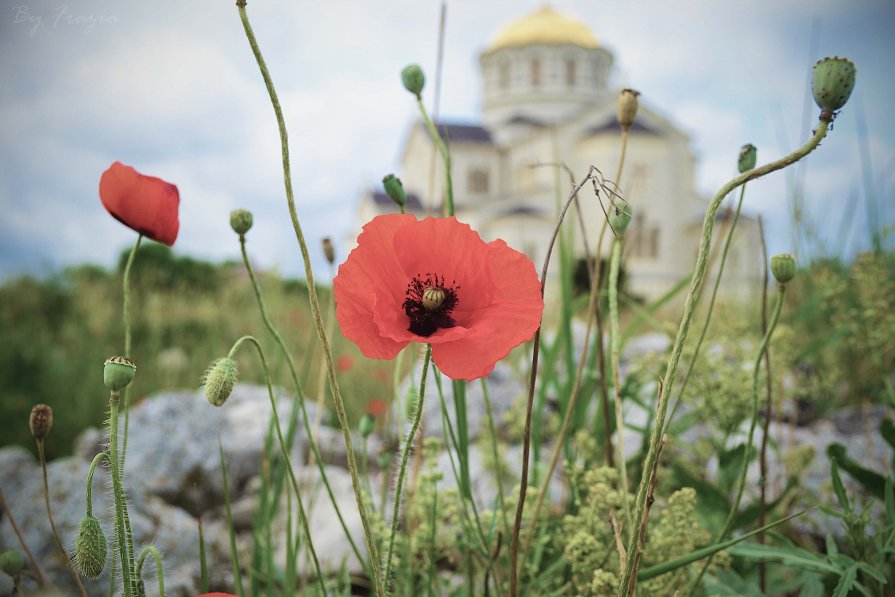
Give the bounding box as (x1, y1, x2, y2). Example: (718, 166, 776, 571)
(203, 357, 238, 407)
(230, 209, 253, 236)
(74, 515, 107, 578)
(382, 174, 407, 209)
(812, 57, 856, 121)
(401, 64, 425, 97)
(616, 88, 640, 131)
(609, 199, 633, 234)
(771, 253, 796, 284)
(738, 143, 757, 173)
(103, 356, 136, 393)
(29, 403, 53, 442)
(0, 549, 24, 577)
(359, 414, 375, 438)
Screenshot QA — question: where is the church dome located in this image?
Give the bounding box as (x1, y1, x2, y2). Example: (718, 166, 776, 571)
(486, 5, 599, 53)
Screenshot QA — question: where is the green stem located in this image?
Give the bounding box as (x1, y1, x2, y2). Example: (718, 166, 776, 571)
(236, 6, 381, 591)
(136, 546, 165, 597)
(85, 451, 109, 518)
(109, 394, 135, 597)
(609, 238, 633, 533)
(227, 335, 327, 595)
(482, 378, 510, 539)
(239, 235, 366, 570)
(416, 98, 454, 216)
(688, 285, 786, 594)
(120, 233, 142, 468)
(385, 344, 432, 591)
(617, 120, 829, 597)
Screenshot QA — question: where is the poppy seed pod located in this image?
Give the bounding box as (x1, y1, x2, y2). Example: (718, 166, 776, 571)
(609, 199, 633, 234)
(401, 64, 425, 97)
(203, 357, 238, 407)
(617, 88, 640, 131)
(103, 356, 136, 393)
(29, 403, 53, 442)
(74, 515, 107, 578)
(230, 209, 253, 236)
(382, 174, 407, 209)
(738, 143, 757, 173)
(771, 253, 796, 284)
(321, 237, 336, 265)
(812, 57, 856, 121)
(0, 549, 24, 577)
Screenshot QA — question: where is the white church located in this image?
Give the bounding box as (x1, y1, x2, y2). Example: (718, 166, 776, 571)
(356, 5, 761, 303)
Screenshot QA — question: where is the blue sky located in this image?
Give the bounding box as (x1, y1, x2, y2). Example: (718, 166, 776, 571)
(1, 0, 893, 280)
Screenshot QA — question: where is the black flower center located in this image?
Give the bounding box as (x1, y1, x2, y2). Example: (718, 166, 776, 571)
(403, 273, 459, 337)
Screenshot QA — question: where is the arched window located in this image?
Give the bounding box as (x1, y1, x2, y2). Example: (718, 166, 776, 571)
(531, 58, 541, 87)
(565, 59, 576, 87)
(499, 62, 510, 90)
(468, 168, 490, 194)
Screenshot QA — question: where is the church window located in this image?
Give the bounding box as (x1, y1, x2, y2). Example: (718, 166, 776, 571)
(649, 227, 659, 258)
(468, 168, 490, 194)
(565, 59, 576, 86)
(499, 62, 510, 90)
(531, 58, 541, 87)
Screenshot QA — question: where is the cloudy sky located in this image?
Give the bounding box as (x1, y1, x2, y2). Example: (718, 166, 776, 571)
(2, 0, 893, 280)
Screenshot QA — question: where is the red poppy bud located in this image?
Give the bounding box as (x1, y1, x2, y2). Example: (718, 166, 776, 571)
(99, 161, 180, 246)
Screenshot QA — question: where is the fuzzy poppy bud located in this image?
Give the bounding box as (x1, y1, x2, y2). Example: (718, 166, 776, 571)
(812, 57, 856, 121)
(382, 174, 406, 209)
(616, 88, 640, 131)
(358, 414, 375, 438)
(771, 253, 796, 284)
(29, 403, 53, 442)
(230, 209, 253, 236)
(103, 356, 136, 393)
(609, 199, 633, 234)
(74, 514, 107, 578)
(203, 357, 238, 407)
(738, 143, 757, 173)
(0, 549, 24, 577)
(321, 237, 335, 265)
(401, 64, 425, 97)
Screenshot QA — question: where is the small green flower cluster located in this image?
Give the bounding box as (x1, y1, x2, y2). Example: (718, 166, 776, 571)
(686, 341, 755, 434)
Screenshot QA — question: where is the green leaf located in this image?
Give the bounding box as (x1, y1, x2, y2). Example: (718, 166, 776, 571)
(830, 456, 852, 513)
(832, 564, 857, 597)
(636, 510, 806, 581)
(729, 542, 840, 574)
(827, 443, 886, 500)
(880, 418, 895, 451)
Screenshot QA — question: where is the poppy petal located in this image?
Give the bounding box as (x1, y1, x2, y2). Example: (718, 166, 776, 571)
(99, 161, 180, 246)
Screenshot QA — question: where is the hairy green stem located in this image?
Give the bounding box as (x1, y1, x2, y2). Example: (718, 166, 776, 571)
(617, 120, 829, 597)
(239, 235, 365, 569)
(236, 4, 382, 591)
(85, 451, 109, 518)
(109, 394, 135, 597)
(609, 238, 633, 533)
(385, 344, 432, 591)
(120, 233, 142, 468)
(227, 334, 326, 594)
(136, 546, 165, 597)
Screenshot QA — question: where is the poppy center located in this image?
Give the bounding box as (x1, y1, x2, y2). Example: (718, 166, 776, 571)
(403, 273, 459, 337)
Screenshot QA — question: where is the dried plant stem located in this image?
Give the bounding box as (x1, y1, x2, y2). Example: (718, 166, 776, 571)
(617, 120, 829, 597)
(0, 486, 50, 588)
(236, 4, 382, 591)
(36, 439, 88, 596)
(625, 432, 665, 597)
(757, 216, 772, 594)
(238, 236, 365, 570)
(136, 546, 165, 597)
(385, 344, 432, 591)
(227, 334, 326, 594)
(608, 238, 633, 533)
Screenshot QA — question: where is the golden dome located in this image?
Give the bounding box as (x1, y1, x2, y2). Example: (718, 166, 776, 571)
(486, 5, 599, 52)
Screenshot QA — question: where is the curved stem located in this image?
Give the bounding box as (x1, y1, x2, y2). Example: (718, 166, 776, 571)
(385, 344, 432, 591)
(37, 440, 88, 596)
(120, 233, 142, 468)
(85, 451, 109, 518)
(236, 5, 382, 591)
(227, 334, 327, 595)
(617, 120, 829, 597)
(136, 546, 165, 597)
(608, 238, 633, 533)
(239, 235, 366, 570)
(0, 486, 50, 588)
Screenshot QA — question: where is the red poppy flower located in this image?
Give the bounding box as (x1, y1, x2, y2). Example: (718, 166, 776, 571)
(334, 215, 543, 381)
(336, 354, 354, 372)
(99, 161, 180, 246)
(367, 398, 387, 417)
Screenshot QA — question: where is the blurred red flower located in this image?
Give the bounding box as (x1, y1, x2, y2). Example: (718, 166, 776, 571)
(99, 161, 180, 246)
(334, 215, 543, 381)
(367, 398, 387, 417)
(336, 354, 354, 372)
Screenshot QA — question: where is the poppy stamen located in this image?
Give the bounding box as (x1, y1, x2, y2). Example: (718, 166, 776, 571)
(403, 273, 459, 337)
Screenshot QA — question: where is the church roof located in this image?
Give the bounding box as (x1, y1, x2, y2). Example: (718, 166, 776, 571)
(585, 119, 661, 136)
(436, 122, 493, 144)
(486, 5, 599, 53)
(371, 191, 426, 212)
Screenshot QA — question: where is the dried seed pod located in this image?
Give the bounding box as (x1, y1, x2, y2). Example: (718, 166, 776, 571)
(29, 403, 53, 442)
(617, 88, 640, 131)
